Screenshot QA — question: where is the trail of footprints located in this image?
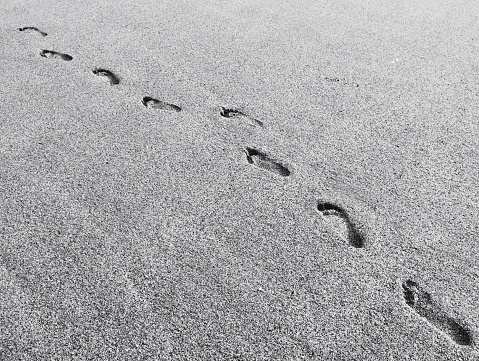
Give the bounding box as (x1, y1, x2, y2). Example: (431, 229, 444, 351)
(15, 25, 476, 350)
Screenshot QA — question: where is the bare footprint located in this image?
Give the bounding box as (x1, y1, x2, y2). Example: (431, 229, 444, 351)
(18, 26, 47, 36)
(324, 76, 359, 88)
(220, 107, 264, 127)
(39, 50, 72, 61)
(244, 147, 291, 177)
(402, 280, 473, 346)
(316, 202, 365, 248)
(92, 68, 120, 85)
(142, 96, 181, 112)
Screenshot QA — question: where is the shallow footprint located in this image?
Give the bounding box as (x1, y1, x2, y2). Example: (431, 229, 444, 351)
(316, 202, 365, 248)
(220, 107, 264, 127)
(402, 280, 473, 346)
(92, 68, 120, 85)
(244, 147, 290, 177)
(40, 50, 72, 61)
(324, 76, 359, 88)
(18, 26, 47, 36)
(142, 96, 181, 112)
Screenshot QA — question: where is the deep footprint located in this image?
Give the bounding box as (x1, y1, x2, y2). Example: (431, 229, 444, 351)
(220, 107, 264, 127)
(18, 26, 47, 36)
(316, 202, 365, 248)
(244, 147, 290, 177)
(142, 97, 181, 112)
(39, 50, 72, 61)
(402, 280, 473, 346)
(92, 68, 120, 85)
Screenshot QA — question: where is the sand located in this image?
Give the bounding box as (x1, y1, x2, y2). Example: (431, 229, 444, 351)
(0, 0, 478, 359)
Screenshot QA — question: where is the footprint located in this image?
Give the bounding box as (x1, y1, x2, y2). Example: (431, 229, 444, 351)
(402, 280, 473, 346)
(18, 26, 47, 36)
(244, 147, 291, 177)
(39, 50, 72, 61)
(220, 107, 264, 127)
(324, 76, 359, 88)
(324, 76, 341, 83)
(142, 97, 181, 112)
(316, 202, 365, 248)
(92, 68, 120, 85)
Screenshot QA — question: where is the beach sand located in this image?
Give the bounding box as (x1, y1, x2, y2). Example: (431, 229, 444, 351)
(0, 0, 478, 359)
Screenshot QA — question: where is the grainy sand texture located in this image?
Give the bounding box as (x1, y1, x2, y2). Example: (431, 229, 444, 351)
(1, 0, 478, 360)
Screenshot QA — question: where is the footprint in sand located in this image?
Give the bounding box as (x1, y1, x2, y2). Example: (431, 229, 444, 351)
(316, 201, 365, 248)
(402, 280, 473, 346)
(324, 76, 359, 88)
(244, 147, 291, 177)
(220, 107, 264, 128)
(142, 96, 182, 112)
(18, 26, 47, 36)
(92, 68, 120, 85)
(39, 50, 72, 61)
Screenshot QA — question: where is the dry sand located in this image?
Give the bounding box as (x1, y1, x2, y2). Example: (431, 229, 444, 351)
(1, 0, 478, 360)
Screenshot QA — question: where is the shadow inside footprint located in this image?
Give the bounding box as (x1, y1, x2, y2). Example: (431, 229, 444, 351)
(40, 50, 72, 61)
(316, 202, 344, 216)
(142, 96, 181, 112)
(220, 107, 245, 118)
(19, 26, 47, 36)
(402, 280, 473, 346)
(93, 68, 120, 85)
(347, 224, 365, 249)
(220, 107, 264, 127)
(244, 147, 290, 177)
(316, 202, 365, 248)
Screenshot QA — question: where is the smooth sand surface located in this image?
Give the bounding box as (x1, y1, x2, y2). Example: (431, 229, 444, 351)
(1, 0, 478, 359)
